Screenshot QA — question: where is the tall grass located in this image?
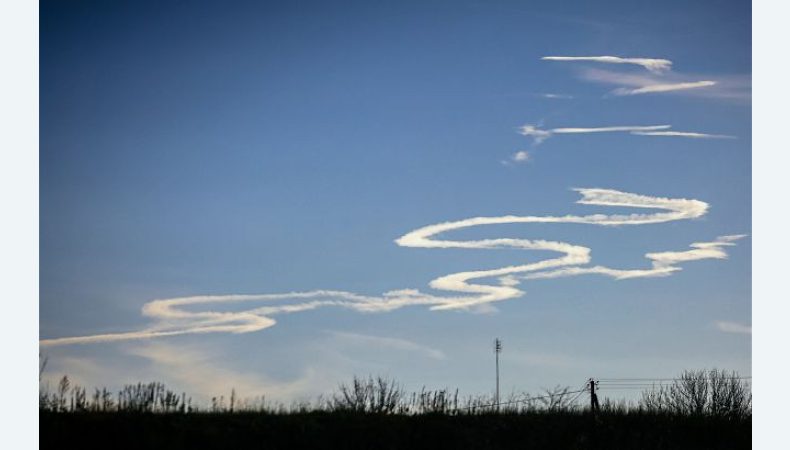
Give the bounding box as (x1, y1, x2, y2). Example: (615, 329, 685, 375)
(40, 371, 751, 449)
(39, 370, 751, 417)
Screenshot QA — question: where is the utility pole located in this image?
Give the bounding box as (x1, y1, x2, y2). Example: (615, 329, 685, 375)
(495, 338, 502, 410)
(589, 378, 599, 414)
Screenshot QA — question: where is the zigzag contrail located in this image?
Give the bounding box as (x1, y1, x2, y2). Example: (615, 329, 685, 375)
(39, 188, 744, 347)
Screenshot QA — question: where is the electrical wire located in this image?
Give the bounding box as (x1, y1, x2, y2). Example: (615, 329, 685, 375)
(456, 388, 588, 412)
(455, 375, 751, 412)
(566, 383, 589, 405)
(597, 377, 751, 381)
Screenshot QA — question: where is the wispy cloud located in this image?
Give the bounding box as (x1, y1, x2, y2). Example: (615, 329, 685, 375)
(542, 55, 672, 73)
(613, 80, 716, 96)
(511, 150, 530, 162)
(518, 124, 661, 144)
(539, 93, 574, 99)
(500, 150, 531, 166)
(550, 125, 670, 133)
(517, 124, 734, 144)
(630, 131, 736, 139)
(328, 331, 446, 360)
(40, 188, 744, 347)
(581, 68, 750, 102)
(127, 343, 329, 401)
(715, 321, 752, 335)
(39, 344, 331, 403)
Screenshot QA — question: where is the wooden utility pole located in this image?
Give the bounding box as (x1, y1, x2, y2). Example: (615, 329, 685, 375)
(589, 378, 600, 413)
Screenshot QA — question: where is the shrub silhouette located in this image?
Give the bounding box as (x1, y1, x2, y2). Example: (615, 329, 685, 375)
(639, 369, 751, 417)
(329, 375, 403, 413)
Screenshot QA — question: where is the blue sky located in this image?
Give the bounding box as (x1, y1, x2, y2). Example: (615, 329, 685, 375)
(40, 0, 750, 403)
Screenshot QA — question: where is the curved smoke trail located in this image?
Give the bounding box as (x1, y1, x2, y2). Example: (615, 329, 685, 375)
(40, 188, 744, 347)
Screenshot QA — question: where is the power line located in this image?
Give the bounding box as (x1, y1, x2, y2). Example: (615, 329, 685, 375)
(597, 376, 751, 381)
(566, 382, 590, 405)
(456, 388, 588, 412)
(597, 387, 661, 390)
(455, 374, 751, 411)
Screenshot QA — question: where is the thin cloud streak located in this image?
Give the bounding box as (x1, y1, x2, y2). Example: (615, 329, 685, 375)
(715, 321, 752, 335)
(630, 131, 736, 139)
(328, 331, 446, 360)
(40, 189, 743, 347)
(518, 124, 668, 144)
(541, 56, 672, 73)
(551, 125, 670, 133)
(539, 93, 574, 99)
(613, 80, 716, 96)
(581, 68, 750, 102)
(518, 124, 734, 144)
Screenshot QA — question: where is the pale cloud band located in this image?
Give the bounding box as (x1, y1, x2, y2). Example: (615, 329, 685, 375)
(40, 189, 744, 347)
(518, 124, 670, 143)
(539, 93, 574, 99)
(542, 59, 723, 98)
(612, 80, 717, 96)
(541, 56, 672, 73)
(630, 131, 736, 139)
(517, 124, 732, 144)
(579, 68, 749, 102)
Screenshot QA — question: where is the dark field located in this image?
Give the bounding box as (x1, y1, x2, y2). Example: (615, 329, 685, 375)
(39, 371, 751, 449)
(40, 410, 750, 450)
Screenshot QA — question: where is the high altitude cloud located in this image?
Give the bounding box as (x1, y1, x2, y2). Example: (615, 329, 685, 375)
(630, 131, 735, 139)
(539, 93, 574, 99)
(613, 80, 717, 96)
(512, 150, 530, 162)
(516, 124, 733, 144)
(518, 124, 670, 144)
(542, 57, 744, 100)
(40, 189, 744, 347)
(581, 68, 750, 101)
(500, 150, 531, 167)
(541, 56, 672, 73)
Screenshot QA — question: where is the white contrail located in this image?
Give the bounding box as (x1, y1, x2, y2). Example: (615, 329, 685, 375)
(551, 125, 672, 134)
(518, 124, 670, 144)
(525, 235, 746, 281)
(579, 68, 749, 101)
(613, 80, 717, 95)
(40, 189, 743, 347)
(518, 124, 734, 144)
(541, 56, 672, 73)
(630, 131, 735, 139)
